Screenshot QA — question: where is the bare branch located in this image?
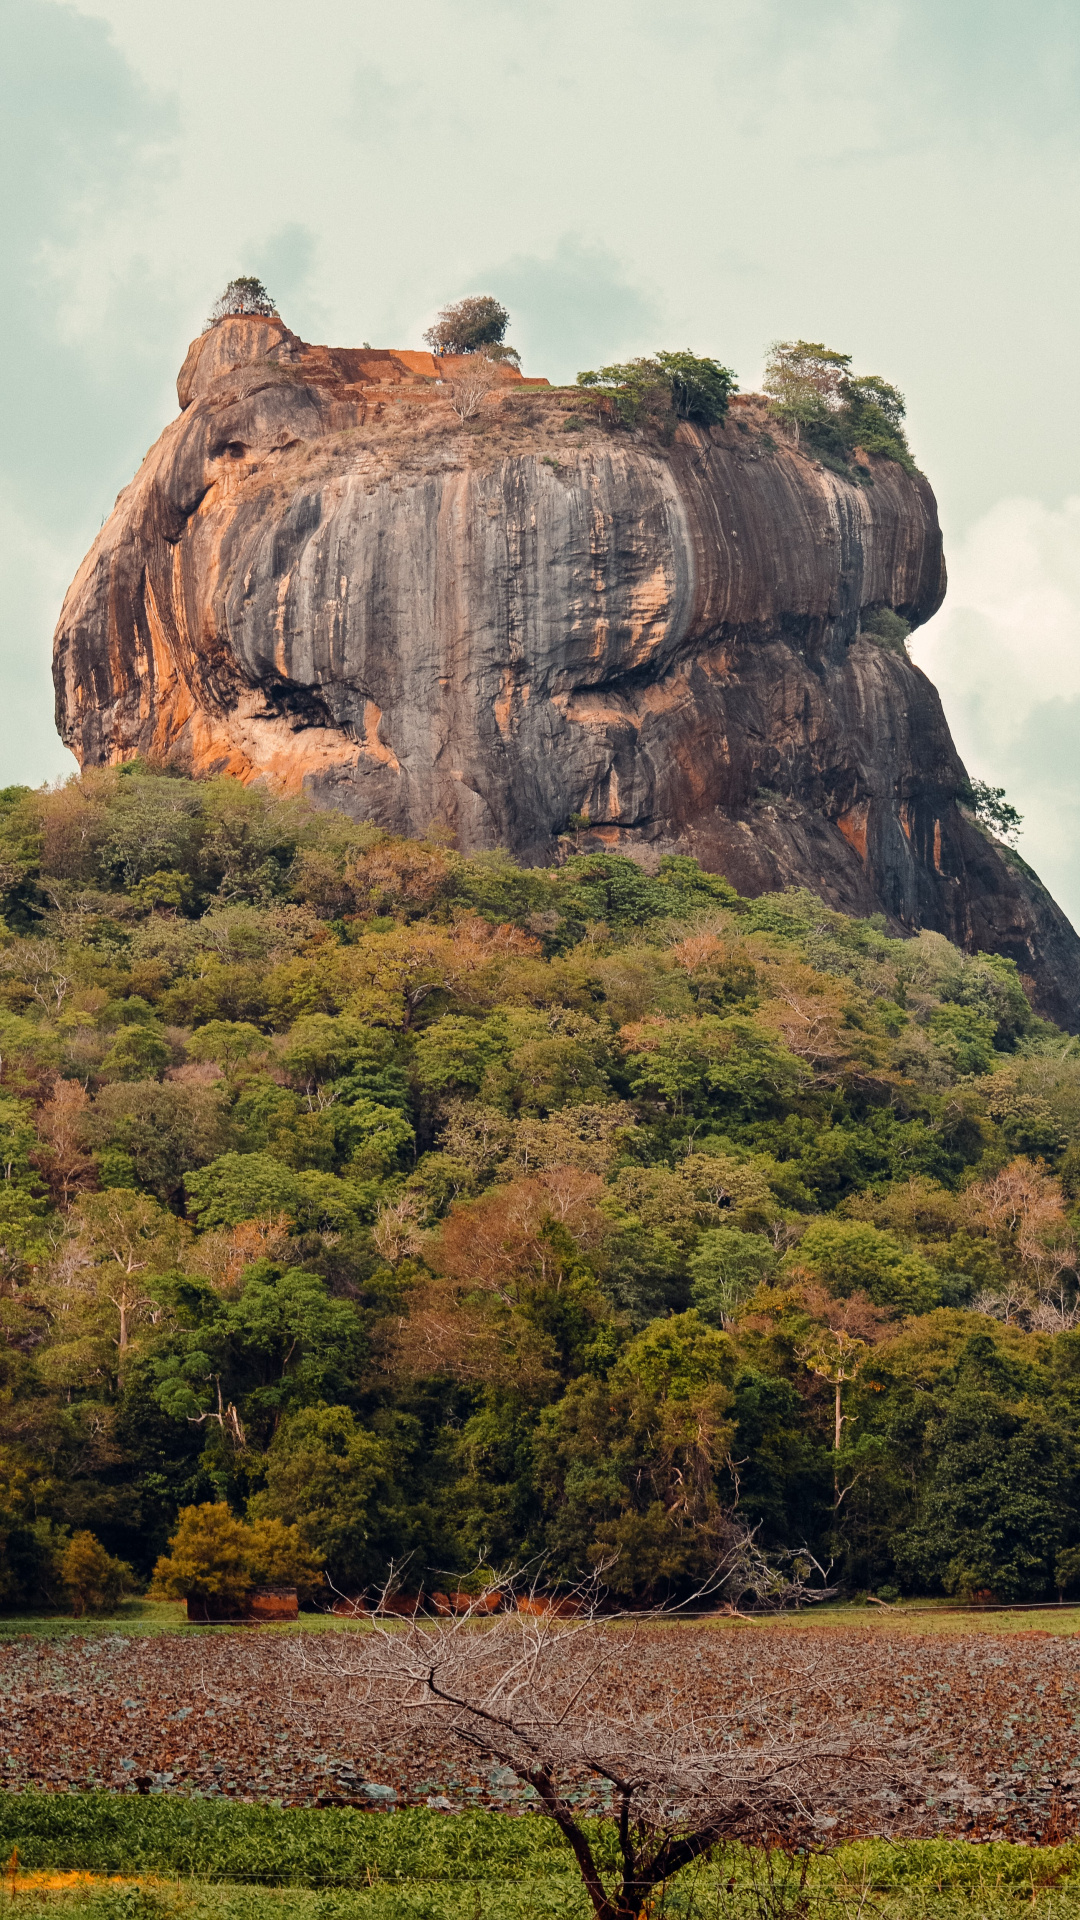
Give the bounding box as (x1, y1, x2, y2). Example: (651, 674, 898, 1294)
(291, 1563, 916, 1920)
(441, 354, 504, 424)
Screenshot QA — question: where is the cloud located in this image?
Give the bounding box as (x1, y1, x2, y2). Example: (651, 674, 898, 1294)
(1, 0, 177, 517)
(911, 496, 1080, 929)
(342, 62, 409, 145)
(8, 0, 1080, 822)
(466, 234, 661, 385)
(726, 0, 1080, 154)
(242, 223, 329, 343)
(0, 484, 77, 784)
(0, 0, 181, 785)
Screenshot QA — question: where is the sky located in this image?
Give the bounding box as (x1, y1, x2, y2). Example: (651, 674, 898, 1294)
(3, 0, 1079, 915)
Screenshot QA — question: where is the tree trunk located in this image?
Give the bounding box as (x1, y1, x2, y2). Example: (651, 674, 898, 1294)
(530, 1771, 618, 1920)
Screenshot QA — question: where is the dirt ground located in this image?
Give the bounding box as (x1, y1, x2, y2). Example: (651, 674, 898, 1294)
(1, 1624, 1078, 1843)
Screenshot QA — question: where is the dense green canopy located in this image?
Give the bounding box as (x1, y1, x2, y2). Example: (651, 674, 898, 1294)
(1, 765, 1078, 1612)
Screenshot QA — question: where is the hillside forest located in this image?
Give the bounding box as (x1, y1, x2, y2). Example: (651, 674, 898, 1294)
(1, 766, 1080, 1612)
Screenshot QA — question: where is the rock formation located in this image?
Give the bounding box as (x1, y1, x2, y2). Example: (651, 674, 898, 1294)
(54, 315, 1080, 1026)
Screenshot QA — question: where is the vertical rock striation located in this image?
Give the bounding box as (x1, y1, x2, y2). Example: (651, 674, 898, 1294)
(54, 317, 1080, 1027)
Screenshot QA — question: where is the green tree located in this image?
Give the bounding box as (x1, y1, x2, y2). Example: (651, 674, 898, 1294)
(185, 1152, 302, 1228)
(424, 295, 513, 357)
(219, 1267, 366, 1422)
(93, 769, 203, 887)
(1056, 1543, 1080, 1596)
(151, 1502, 253, 1610)
(448, 1390, 542, 1567)
(763, 340, 851, 434)
(655, 350, 737, 425)
(928, 1004, 997, 1076)
(896, 1348, 1075, 1602)
(763, 340, 913, 469)
(840, 373, 911, 463)
(279, 1014, 367, 1089)
(598, 1220, 688, 1326)
(790, 1219, 941, 1314)
(728, 1368, 829, 1543)
(412, 1014, 508, 1099)
(35, 1190, 190, 1389)
(967, 778, 1023, 847)
(196, 779, 308, 903)
(186, 1020, 268, 1078)
(576, 357, 663, 428)
(625, 1015, 807, 1125)
(0, 1446, 59, 1607)
(250, 1405, 394, 1587)
(207, 277, 277, 325)
(128, 867, 194, 915)
(535, 1313, 737, 1599)
(576, 353, 736, 430)
(80, 1081, 231, 1206)
(654, 855, 740, 913)
(100, 1024, 170, 1082)
(861, 608, 911, 656)
(0, 1183, 50, 1285)
(152, 1264, 366, 1446)
(57, 1530, 133, 1615)
(557, 852, 684, 928)
(486, 1010, 612, 1117)
(690, 1227, 776, 1326)
(0, 1094, 42, 1187)
(334, 1100, 414, 1175)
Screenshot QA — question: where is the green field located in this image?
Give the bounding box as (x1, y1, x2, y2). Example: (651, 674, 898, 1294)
(0, 1602, 357, 1643)
(2, 1596, 1080, 1641)
(0, 1794, 1078, 1919)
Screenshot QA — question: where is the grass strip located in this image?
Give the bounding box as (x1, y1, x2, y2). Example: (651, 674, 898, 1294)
(2, 1600, 1080, 1640)
(0, 1795, 575, 1886)
(0, 1797, 1078, 1918)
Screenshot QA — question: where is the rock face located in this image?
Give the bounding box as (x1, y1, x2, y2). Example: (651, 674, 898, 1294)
(54, 316, 1080, 1026)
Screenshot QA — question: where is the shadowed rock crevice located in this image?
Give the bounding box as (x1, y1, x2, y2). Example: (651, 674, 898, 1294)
(53, 316, 1080, 1028)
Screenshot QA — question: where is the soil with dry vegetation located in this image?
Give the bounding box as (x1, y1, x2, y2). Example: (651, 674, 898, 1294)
(1, 1628, 1079, 1843)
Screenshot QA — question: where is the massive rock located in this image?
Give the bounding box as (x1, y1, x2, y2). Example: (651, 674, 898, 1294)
(54, 315, 1080, 1026)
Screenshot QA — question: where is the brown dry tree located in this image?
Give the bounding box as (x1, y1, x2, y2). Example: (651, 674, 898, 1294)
(441, 353, 504, 424)
(292, 1565, 915, 1920)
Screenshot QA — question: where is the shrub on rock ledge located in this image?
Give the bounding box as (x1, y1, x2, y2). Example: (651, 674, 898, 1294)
(206, 276, 277, 328)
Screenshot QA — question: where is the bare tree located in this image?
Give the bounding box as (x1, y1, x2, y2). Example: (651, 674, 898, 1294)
(718, 1535, 837, 1614)
(442, 353, 503, 424)
(0, 939, 73, 1016)
(30, 1077, 95, 1207)
(969, 1158, 1080, 1330)
(295, 1568, 913, 1920)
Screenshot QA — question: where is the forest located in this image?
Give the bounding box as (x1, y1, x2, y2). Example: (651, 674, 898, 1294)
(1, 762, 1079, 1611)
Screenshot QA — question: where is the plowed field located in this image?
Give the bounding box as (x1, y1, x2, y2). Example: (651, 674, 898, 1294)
(1, 1628, 1078, 1843)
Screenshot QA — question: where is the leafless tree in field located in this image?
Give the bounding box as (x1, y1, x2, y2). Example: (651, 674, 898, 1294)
(292, 1566, 916, 1920)
(719, 1535, 837, 1613)
(442, 353, 503, 424)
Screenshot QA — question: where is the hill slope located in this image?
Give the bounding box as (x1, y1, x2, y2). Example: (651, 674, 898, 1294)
(1, 771, 1079, 1610)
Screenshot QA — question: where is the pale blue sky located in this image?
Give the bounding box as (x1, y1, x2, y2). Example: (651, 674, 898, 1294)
(3, 0, 1079, 914)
